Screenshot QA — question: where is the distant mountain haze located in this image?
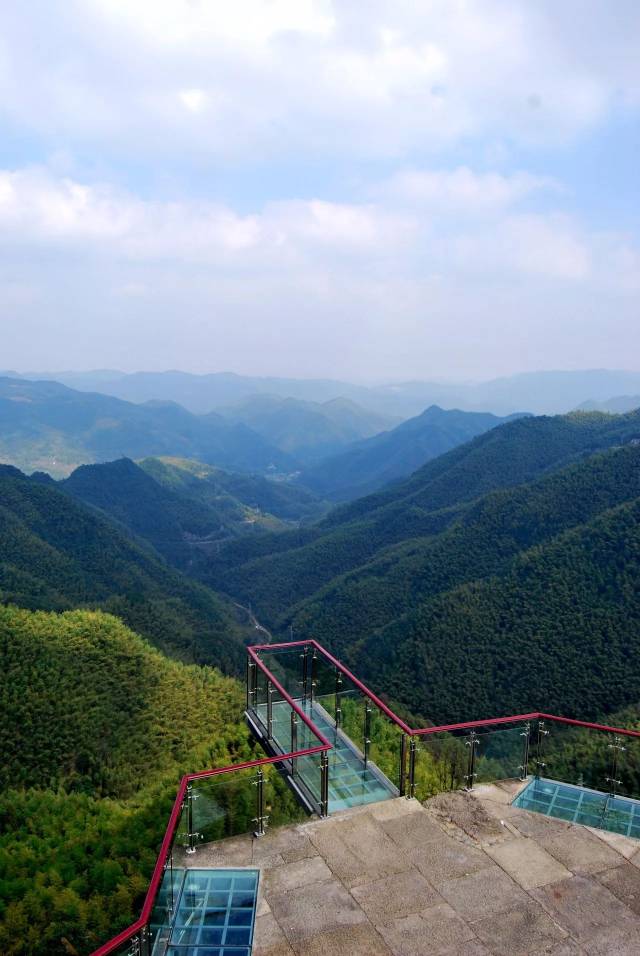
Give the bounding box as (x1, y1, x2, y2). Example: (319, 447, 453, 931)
(215, 394, 398, 464)
(0, 376, 296, 477)
(577, 395, 640, 414)
(5, 367, 640, 417)
(298, 405, 525, 501)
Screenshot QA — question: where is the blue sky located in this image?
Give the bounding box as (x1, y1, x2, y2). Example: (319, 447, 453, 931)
(0, 0, 638, 382)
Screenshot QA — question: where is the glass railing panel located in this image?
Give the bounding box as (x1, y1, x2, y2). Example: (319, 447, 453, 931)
(191, 768, 263, 845)
(539, 721, 612, 792)
(257, 645, 305, 700)
(617, 734, 640, 802)
(149, 801, 188, 951)
(474, 723, 529, 785)
(368, 708, 404, 792)
(413, 730, 468, 800)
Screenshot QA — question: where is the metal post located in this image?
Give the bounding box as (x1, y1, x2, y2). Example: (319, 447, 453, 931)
(310, 648, 318, 704)
(253, 768, 268, 836)
(335, 667, 343, 727)
(290, 711, 298, 777)
(519, 721, 531, 781)
(126, 934, 142, 956)
(606, 734, 626, 795)
(535, 720, 548, 778)
(320, 751, 329, 816)
(266, 679, 273, 741)
(300, 647, 309, 703)
(139, 925, 151, 956)
(246, 659, 256, 713)
(364, 699, 372, 767)
(409, 738, 417, 798)
(465, 731, 478, 791)
(185, 783, 198, 854)
(399, 733, 408, 796)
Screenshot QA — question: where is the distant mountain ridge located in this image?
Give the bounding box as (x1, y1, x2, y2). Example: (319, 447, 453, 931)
(298, 404, 525, 501)
(577, 395, 640, 414)
(216, 394, 397, 464)
(6, 367, 640, 416)
(0, 375, 295, 478)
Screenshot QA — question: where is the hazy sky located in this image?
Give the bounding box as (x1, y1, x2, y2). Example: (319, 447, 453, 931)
(1, 1, 639, 381)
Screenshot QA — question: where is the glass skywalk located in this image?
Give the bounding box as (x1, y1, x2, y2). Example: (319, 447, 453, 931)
(514, 777, 640, 840)
(256, 697, 396, 812)
(152, 868, 259, 956)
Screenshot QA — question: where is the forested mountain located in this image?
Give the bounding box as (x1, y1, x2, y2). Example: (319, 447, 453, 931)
(360, 495, 640, 723)
(298, 405, 523, 501)
(204, 410, 640, 722)
(0, 376, 294, 478)
(216, 394, 396, 465)
(138, 456, 328, 524)
(60, 457, 311, 572)
(0, 605, 291, 955)
(206, 410, 640, 622)
(0, 464, 250, 671)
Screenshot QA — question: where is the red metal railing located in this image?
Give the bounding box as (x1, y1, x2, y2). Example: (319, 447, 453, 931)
(92, 649, 331, 955)
(93, 638, 640, 954)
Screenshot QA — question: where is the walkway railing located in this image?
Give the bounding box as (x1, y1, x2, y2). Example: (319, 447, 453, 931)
(93, 638, 640, 955)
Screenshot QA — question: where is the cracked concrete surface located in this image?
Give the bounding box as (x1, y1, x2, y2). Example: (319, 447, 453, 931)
(186, 780, 640, 955)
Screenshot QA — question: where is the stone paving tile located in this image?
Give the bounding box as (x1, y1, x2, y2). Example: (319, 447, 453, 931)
(268, 878, 368, 943)
(437, 865, 529, 921)
(545, 942, 588, 955)
(485, 836, 572, 889)
(530, 875, 639, 943)
(307, 811, 411, 888)
(595, 862, 640, 916)
(538, 827, 626, 876)
(350, 868, 441, 923)
(581, 923, 640, 955)
(376, 903, 476, 956)
(252, 912, 295, 956)
(292, 923, 393, 955)
(584, 827, 640, 862)
(263, 855, 333, 896)
(189, 832, 254, 866)
(255, 825, 320, 865)
(470, 898, 568, 955)
(410, 834, 495, 885)
(381, 807, 446, 850)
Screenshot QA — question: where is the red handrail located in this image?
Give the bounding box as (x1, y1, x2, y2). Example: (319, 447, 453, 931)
(93, 638, 640, 954)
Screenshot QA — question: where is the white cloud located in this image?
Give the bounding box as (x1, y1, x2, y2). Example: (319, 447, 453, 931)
(0, 1, 638, 160)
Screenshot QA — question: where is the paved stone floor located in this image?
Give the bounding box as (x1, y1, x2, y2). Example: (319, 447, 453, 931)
(186, 780, 640, 955)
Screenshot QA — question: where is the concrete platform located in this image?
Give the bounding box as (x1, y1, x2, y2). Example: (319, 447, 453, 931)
(184, 780, 640, 955)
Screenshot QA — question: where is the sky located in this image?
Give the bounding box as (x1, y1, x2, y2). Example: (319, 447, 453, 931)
(0, 0, 639, 382)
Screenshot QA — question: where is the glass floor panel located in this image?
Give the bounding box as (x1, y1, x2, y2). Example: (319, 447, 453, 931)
(513, 778, 640, 840)
(152, 868, 259, 956)
(256, 699, 396, 812)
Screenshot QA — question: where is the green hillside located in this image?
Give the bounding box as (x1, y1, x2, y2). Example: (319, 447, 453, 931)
(0, 465, 249, 671)
(138, 456, 328, 525)
(0, 606, 296, 955)
(360, 496, 640, 723)
(206, 411, 640, 625)
(298, 405, 522, 501)
(288, 444, 640, 659)
(0, 376, 294, 478)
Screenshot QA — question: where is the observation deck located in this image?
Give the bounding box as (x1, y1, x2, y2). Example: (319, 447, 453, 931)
(93, 639, 640, 956)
